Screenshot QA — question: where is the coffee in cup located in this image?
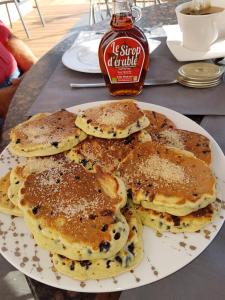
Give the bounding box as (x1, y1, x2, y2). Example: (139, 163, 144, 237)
(176, 1, 225, 51)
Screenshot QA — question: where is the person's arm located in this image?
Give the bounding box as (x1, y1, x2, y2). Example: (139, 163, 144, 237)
(3, 33, 38, 73)
(0, 85, 17, 118)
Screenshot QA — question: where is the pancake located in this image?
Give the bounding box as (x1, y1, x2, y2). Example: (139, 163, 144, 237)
(52, 207, 143, 280)
(67, 130, 151, 173)
(8, 165, 26, 206)
(136, 204, 215, 233)
(0, 172, 23, 217)
(144, 110, 176, 135)
(75, 100, 149, 139)
(18, 155, 129, 260)
(151, 128, 211, 165)
(118, 142, 216, 216)
(9, 110, 87, 157)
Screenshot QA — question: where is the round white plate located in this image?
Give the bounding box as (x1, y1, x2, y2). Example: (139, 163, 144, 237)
(0, 101, 225, 293)
(62, 38, 161, 73)
(62, 39, 101, 74)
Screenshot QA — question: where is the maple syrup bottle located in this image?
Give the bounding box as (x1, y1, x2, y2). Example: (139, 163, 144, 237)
(98, 0, 149, 96)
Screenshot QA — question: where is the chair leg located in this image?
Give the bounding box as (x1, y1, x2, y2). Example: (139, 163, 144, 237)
(5, 3, 13, 28)
(105, 0, 111, 17)
(33, 0, 45, 26)
(14, 0, 30, 38)
(89, 0, 96, 25)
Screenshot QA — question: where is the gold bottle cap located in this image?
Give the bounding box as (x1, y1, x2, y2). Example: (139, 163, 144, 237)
(178, 62, 223, 81)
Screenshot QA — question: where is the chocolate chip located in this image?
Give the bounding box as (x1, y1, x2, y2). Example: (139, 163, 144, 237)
(94, 126, 98, 130)
(75, 176, 80, 180)
(132, 226, 137, 232)
(128, 243, 135, 255)
(38, 225, 42, 230)
(98, 189, 102, 193)
(106, 260, 111, 269)
(114, 232, 120, 240)
(87, 119, 92, 124)
(89, 214, 97, 220)
(136, 120, 141, 128)
(152, 111, 156, 119)
(81, 159, 88, 166)
(32, 206, 40, 215)
(51, 142, 59, 147)
(192, 193, 198, 197)
(113, 132, 117, 137)
(115, 256, 122, 264)
(101, 210, 113, 216)
(70, 262, 75, 271)
(16, 139, 21, 144)
(15, 181, 20, 185)
(127, 188, 133, 199)
(99, 241, 110, 252)
(124, 135, 135, 145)
(80, 260, 92, 270)
(101, 224, 108, 232)
(171, 215, 180, 226)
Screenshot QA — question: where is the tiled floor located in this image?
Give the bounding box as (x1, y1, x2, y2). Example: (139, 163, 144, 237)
(0, 255, 34, 300)
(9, 0, 90, 58)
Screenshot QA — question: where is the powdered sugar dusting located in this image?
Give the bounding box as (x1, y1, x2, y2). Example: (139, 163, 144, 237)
(97, 110, 126, 126)
(160, 130, 185, 150)
(137, 155, 188, 185)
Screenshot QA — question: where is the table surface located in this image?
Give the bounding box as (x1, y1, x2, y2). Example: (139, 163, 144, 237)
(1, 1, 225, 299)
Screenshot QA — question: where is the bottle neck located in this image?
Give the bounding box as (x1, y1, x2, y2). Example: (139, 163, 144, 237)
(111, 0, 133, 29)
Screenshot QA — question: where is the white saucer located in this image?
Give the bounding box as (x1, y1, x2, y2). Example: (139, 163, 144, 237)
(62, 31, 161, 73)
(163, 24, 225, 62)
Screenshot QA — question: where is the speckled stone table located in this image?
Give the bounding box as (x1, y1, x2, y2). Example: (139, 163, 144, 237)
(1, 1, 225, 300)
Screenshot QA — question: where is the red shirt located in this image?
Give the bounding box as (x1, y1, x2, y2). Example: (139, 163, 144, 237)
(0, 21, 18, 84)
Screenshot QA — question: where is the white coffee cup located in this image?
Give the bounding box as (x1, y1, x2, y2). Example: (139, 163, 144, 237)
(176, 0, 225, 51)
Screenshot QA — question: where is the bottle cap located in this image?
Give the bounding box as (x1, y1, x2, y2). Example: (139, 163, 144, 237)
(178, 62, 223, 81)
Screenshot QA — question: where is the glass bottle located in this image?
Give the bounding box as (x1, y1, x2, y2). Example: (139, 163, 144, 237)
(98, 0, 149, 96)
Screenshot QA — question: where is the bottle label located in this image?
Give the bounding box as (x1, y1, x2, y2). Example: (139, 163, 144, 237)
(103, 37, 145, 84)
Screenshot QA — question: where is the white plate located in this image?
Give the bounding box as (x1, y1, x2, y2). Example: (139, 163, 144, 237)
(163, 24, 225, 62)
(62, 36, 161, 73)
(0, 101, 225, 293)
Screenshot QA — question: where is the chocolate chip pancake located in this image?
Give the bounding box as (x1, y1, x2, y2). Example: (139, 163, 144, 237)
(9, 110, 87, 157)
(18, 155, 129, 260)
(151, 128, 211, 165)
(52, 207, 143, 280)
(0, 172, 22, 217)
(144, 110, 176, 135)
(118, 142, 216, 216)
(67, 130, 151, 173)
(75, 100, 149, 139)
(136, 203, 216, 233)
(8, 165, 26, 206)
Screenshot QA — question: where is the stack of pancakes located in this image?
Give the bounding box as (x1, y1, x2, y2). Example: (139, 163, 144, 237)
(0, 99, 217, 280)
